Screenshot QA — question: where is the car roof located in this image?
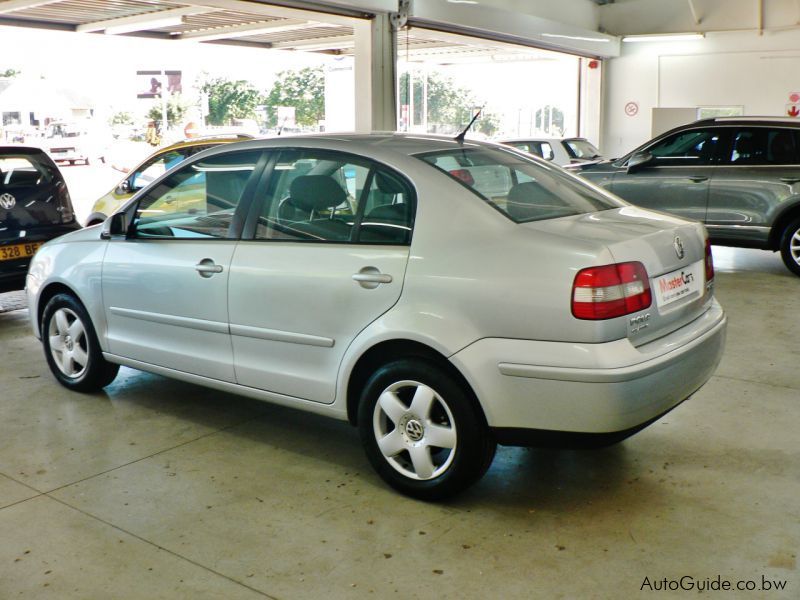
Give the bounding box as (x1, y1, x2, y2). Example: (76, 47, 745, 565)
(692, 117, 800, 127)
(194, 132, 508, 160)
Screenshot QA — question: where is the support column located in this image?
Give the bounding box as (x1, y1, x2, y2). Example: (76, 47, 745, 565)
(354, 13, 397, 132)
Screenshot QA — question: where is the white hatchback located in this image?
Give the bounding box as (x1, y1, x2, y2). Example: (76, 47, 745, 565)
(26, 134, 726, 499)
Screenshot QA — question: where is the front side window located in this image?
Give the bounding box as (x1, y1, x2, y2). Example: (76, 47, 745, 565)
(418, 146, 623, 223)
(131, 150, 261, 240)
(254, 150, 414, 244)
(130, 144, 217, 192)
(646, 129, 720, 166)
(724, 128, 799, 165)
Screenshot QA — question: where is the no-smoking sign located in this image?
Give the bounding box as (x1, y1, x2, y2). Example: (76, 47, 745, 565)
(625, 101, 639, 117)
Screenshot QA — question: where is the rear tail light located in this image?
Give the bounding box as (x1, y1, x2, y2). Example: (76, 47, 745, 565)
(705, 239, 714, 282)
(449, 169, 475, 186)
(572, 261, 652, 320)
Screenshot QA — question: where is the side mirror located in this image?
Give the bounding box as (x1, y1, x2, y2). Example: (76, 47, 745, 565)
(116, 179, 131, 195)
(100, 212, 128, 240)
(627, 151, 653, 173)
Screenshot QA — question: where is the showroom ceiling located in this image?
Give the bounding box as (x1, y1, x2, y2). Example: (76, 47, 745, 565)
(0, 1, 360, 52)
(0, 0, 575, 62)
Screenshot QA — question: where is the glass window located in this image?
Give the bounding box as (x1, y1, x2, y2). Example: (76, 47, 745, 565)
(724, 128, 799, 165)
(647, 129, 720, 166)
(254, 150, 414, 245)
(0, 156, 51, 190)
(418, 146, 623, 224)
(0, 152, 68, 226)
(531, 142, 554, 161)
(131, 150, 261, 240)
(130, 144, 217, 192)
(564, 139, 600, 160)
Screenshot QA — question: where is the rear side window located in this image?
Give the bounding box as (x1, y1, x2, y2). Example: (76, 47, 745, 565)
(564, 139, 600, 160)
(253, 149, 414, 245)
(724, 128, 800, 165)
(418, 146, 622, 223)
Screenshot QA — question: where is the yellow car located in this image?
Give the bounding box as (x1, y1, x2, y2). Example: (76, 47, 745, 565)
(85, 135, 252, 225)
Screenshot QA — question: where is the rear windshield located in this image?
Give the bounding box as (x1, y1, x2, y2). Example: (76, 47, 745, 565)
(417, 146, 622, 223)
(564, 139, 601, 159)
(0, 152, 70, 228)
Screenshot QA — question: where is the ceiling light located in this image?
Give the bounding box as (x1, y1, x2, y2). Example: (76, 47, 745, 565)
(447, 1, 479, 4)
(622, 33, 704, 43)
(105, 16, 185, 35)
(542, 33, 611, 43)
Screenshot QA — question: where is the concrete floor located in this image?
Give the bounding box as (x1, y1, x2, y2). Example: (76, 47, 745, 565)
(0, 247, 797, 599)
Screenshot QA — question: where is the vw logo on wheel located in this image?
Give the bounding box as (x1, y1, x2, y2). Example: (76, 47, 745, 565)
(404, 419, 425, 442)
(673, 235, 685, 260)
(0, 193, 16, 210)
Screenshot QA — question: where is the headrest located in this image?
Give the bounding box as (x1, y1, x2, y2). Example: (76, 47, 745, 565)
(366, 202, 411, 222)
(289, 175, 347, 212)
(507, 181, 552, 206)
(375, 172, 406, 195)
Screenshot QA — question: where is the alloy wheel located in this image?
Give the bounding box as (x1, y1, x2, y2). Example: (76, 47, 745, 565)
(48, 307, 89, 379)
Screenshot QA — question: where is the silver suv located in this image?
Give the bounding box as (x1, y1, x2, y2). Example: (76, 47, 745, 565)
(578, 118, 800, 276)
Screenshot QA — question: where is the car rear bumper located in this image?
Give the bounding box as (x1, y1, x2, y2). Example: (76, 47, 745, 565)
(1, 223, 80, 293)
(449, 300, 726, 443)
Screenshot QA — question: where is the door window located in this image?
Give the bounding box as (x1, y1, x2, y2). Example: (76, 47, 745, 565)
(254, 150, 415, 245)
(130, 144, 218, 192)
(647, 129, 720, 166)
(723, 128, 800, 165)
(131, 150, 261, 239)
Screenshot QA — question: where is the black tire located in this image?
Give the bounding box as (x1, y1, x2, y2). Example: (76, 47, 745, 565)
(41, 293, 119, 392)
(357, 358, 496, 500)
(779, 218, 800, 276)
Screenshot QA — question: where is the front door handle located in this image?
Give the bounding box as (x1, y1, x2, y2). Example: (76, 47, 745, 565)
(688, 176, 709, 183)
(353, 267, 392, 289)
(195, 259, 223, 278)
(780, 177, 800, 184)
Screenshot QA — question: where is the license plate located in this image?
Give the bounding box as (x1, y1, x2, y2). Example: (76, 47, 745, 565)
(653, 260, 704, 307)
(0, 241, 42, 262)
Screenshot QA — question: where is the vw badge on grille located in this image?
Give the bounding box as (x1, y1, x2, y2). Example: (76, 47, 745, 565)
(673, 235, 685, 260)
(0, 193, 16, 210)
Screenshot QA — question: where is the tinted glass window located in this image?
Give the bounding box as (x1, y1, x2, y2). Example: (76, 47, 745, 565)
(564, 139, 600, 159)
(723, 128, 799, 165)
(418, 146, 623, 223)
(254, 150, 414, 245)
(131, 151, 260, 239)
(0, 152, 71, 227)
(647, 129, 720, 166)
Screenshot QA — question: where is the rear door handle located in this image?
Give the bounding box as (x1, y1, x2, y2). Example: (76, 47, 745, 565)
(195, 259, 224, 278)
(688, 176, 709, 183)
(352, 273, 392, 284)
(353, 267, 393, 289)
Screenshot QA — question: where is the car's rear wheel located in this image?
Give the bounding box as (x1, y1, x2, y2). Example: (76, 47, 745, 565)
(42, 293, 119, 392)
(779, 217, 800, 276)
(357, 358, 496, 500)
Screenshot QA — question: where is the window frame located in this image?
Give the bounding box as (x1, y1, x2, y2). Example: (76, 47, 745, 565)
(717, 126, 800, 166)
(642, 127, 723, 167)
(125, 149, 269, 242)
(241, 147, 417, 246)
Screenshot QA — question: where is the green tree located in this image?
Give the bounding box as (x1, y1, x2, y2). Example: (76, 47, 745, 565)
(0, 68, 20, 78)
(264, 67, 324, 129)
(201, 77, 264, 126)
(146, 95, 189, 129)
(109, 111, 134, 126)
(399, 72, 480, 135)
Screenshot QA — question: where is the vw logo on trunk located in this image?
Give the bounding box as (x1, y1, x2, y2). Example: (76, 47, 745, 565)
(0, 193, 16, 210)
(673, 236, 685, 260)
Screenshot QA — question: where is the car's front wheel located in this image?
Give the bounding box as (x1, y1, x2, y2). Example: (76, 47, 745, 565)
(42, 293, 119, 392)
(779, 217, 800, 276)
(358, 359, 496, 500)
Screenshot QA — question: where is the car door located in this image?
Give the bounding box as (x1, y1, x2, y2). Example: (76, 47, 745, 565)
(707, 127, 800, 243)
(611, 127, 721, 221)
(102, 149, 265, 382)
(228, 149, 415, 404)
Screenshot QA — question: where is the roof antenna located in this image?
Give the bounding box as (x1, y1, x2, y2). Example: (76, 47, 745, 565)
(277, 115, 288, 136)
(455, 107, 482, 144)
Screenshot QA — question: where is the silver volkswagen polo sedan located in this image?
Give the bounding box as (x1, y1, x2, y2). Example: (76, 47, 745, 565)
(26, 134, 726, 499)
